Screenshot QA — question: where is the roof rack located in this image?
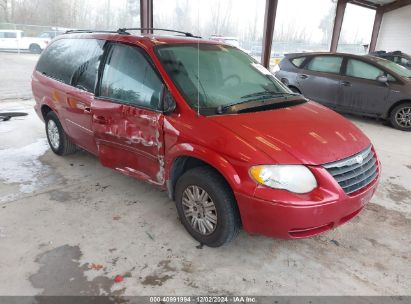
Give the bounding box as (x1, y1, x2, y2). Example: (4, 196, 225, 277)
(117, 28, 200, 38)
(64, 28, 200, 38)
(64, 29, 128, 35)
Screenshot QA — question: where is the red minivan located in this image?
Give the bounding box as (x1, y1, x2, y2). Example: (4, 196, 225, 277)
(32, 30, 380, 247)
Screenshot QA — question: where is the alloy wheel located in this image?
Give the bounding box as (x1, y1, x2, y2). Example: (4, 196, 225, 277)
(395, 107, 411, 128)
(182, 185, 218, 235)
(47, 120, 60, 149)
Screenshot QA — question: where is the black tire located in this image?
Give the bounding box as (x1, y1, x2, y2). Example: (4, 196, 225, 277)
(29, 44, 41, 54)
(389, 102, 411, 131)
(175, 167, 240, 247)
(45, 111, 77, 155)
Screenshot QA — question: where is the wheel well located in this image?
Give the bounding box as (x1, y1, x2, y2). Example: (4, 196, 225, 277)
(41, 105, 53, 120)
(168, 156, 229, 201)
(387, 100, 411, 118)
(288, 85, 301, 94)
(280, 78, 289, 85)
(29, 43, 40, 48)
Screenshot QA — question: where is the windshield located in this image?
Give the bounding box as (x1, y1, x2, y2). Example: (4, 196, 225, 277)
(375, 57, 411, 78)
(155, 44, 297, 113)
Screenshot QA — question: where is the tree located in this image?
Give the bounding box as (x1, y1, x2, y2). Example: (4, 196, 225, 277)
(0, 0, 11, 22)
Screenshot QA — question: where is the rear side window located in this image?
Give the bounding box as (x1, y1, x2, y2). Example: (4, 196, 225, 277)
(346, 59, 385, 80)
(0, 32, 17, 38)
(99, 44, 163, 110)
(36, 38, 104, 91)
(291, 57, 306, 67)
(306, 56, 343, 74)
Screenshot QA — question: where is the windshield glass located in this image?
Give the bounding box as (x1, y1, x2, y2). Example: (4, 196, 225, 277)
(375, 58, 411, 78)
(155, 44, 295, 112)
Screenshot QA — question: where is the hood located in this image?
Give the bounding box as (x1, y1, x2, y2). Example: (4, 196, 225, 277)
(208, 101, 370, 165)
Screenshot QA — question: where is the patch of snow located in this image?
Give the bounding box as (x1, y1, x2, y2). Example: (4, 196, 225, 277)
(0, 138, 49, 193)
(0, 122, 14, 133)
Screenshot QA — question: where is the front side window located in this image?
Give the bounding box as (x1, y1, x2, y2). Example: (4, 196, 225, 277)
(155, 44, 294, 113)
(100, 44, 163, 110)
(39, 32, 51, 38)
(346, 59, 387, 80)
(373, 57, 411, 79)
(394, 56, 410, 65)
(306, 56, 343, 74)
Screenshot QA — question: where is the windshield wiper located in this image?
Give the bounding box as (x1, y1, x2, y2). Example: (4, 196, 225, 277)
(240, 91, 298, 99)
(216, 92, 302, 114)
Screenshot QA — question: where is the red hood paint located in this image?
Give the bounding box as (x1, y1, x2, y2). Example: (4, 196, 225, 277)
(208, 101, 370, 165)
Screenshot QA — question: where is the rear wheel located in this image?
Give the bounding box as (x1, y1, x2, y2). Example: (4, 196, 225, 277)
(390, 103, 411, 131)
(29, 44, 41, 54)
(45, 111, 77, 155)
(175, 167, 240, 247)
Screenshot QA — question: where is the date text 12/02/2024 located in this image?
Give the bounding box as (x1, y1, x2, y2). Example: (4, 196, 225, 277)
(149, 296, 256, 303)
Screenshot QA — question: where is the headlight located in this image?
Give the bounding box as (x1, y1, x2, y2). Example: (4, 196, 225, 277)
(249, 165, 317, 194)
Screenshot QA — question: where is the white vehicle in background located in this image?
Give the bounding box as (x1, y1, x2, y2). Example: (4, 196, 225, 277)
(0, 30, 50, 53)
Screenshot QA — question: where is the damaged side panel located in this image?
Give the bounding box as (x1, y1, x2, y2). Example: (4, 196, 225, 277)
(91, 99, 166, 186)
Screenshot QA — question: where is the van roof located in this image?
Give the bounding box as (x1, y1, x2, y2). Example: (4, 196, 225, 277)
(60, 32, 223, 47)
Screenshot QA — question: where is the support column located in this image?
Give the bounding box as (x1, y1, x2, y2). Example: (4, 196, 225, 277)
(330, 0, 347, 53)
(261, 0, 278, 68)
(369, 7, 383, 53)
(140, 0, 153, 34)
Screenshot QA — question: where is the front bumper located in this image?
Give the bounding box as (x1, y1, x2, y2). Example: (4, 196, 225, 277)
(235, 163, 380, 239)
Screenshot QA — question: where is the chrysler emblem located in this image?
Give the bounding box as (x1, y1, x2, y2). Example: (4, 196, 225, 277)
(355, 155, 364, 164)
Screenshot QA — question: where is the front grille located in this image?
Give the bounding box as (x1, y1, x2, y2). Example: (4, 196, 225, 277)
(323, 145, 378, 195)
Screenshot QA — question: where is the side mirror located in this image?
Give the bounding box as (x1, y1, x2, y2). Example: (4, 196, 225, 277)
(162, 89, 176, 114)
(377, 75, 388, 83)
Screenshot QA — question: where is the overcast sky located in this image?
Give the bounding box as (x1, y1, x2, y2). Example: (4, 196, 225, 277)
(98, 0, 376, 44)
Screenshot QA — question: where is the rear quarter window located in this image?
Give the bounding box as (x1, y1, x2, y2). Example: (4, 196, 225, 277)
(36, 38, 104, 91)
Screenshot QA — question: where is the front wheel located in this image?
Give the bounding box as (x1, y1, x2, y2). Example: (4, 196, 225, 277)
(175, 167, 240, 247)
(45, 111, 77, 155)
(390, 103, 411, 131)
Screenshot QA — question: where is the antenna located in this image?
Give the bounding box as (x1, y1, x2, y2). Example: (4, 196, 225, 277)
(196, 8, 200, 116)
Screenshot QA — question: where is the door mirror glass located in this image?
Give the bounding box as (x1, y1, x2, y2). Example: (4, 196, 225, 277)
(377, 75, 388, 83)
(163, 89, 176, 114)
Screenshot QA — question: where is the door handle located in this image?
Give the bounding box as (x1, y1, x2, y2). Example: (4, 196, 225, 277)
(299, 74, 308, 79)
(341, 81, 351, 87)
(93, 115, 109, 124)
